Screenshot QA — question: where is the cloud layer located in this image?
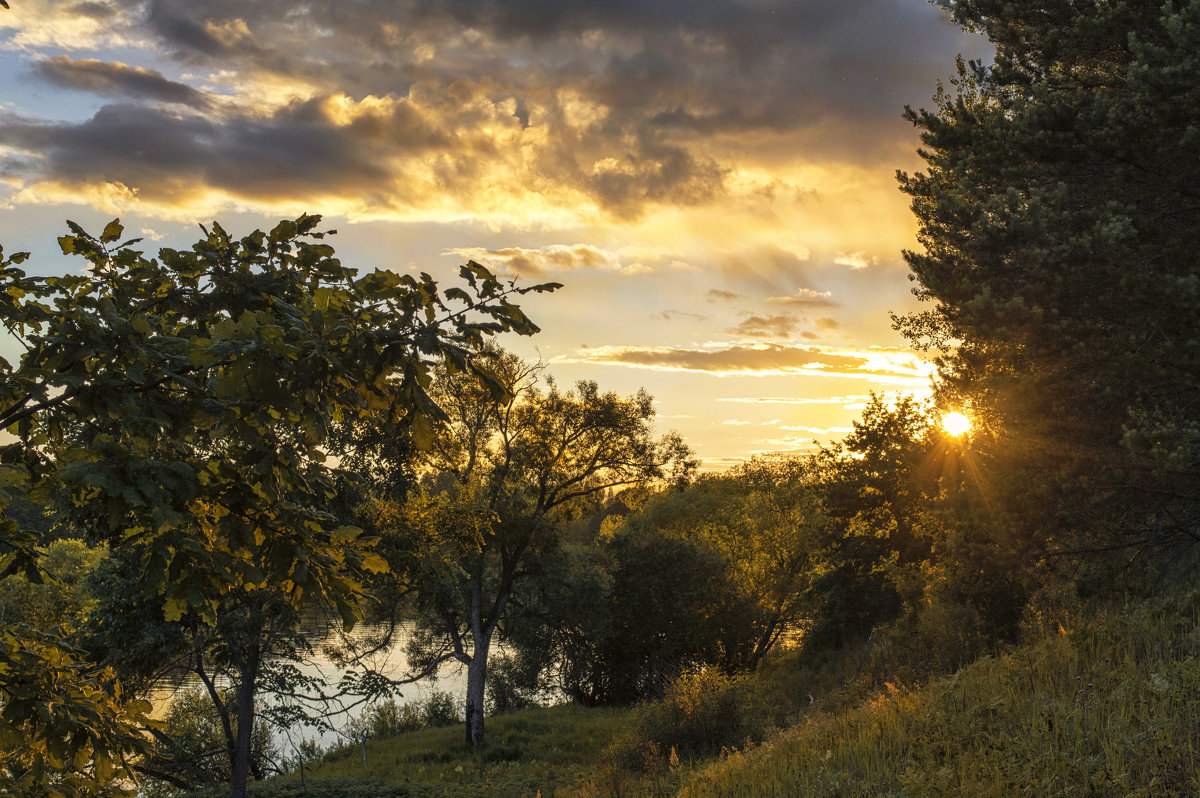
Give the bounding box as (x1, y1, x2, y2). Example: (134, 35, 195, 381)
(563, 343, 934, 384)
(0, 0, 981, 468)
(0, 0, 980, 222)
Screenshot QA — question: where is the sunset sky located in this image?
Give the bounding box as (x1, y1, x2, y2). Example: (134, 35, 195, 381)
(0, 1, 986, 468)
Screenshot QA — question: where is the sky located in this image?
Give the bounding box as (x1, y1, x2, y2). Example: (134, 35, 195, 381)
(0, 1, 987, 469)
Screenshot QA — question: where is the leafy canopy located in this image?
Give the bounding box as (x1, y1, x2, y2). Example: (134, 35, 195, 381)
(0, 215, 557, 793)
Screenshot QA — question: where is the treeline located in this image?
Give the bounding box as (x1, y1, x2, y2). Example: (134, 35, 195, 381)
(490, 393, 1016, 715)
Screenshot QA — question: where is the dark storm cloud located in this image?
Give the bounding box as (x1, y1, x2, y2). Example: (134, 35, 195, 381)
(584, 142, 727, 219)
(3, 0, 985, 218)
(0, 101, 411, 204)
(34, 56, 210, 107)
(0, 87, 726, 216)
(400, 0, 982, 128)
(96, 0, 983, 119)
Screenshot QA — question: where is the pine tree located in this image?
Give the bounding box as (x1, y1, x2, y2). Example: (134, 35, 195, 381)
(897, 1, 1200, 556)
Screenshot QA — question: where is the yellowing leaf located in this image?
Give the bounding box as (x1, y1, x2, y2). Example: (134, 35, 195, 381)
(330, 526, 362, 543)
(361, 552, 389, 574)
(411, 413, 434, 450)
(162, 595, 187, 622)
(100, 219, 124, 244)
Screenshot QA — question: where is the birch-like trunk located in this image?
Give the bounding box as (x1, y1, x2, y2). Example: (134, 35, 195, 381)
(464, 576, 491, 747)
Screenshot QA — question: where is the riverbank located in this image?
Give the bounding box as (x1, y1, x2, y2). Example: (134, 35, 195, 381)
(190, 587, 1200, 797)
(191, 704, 630, 797)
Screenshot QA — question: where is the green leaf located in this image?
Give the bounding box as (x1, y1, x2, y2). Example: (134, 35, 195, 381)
(337, 600, 359, 632)
(162, 595, 187, 622)
(100, 219, 124, 244)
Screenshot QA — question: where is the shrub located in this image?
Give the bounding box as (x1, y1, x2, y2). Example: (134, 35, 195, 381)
(485, 653, 544, 714)
(611, 668, 772, 771)
(343, 692, 461, 742)
(141, 688, 277, 797)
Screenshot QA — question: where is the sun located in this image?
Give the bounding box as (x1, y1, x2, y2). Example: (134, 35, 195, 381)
(941, 411, 972, 437)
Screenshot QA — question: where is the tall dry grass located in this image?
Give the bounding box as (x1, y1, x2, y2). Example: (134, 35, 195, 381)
(680, 591, 1200, 797)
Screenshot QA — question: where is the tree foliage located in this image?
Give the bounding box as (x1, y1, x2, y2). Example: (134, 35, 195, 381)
(501, 455, 828, 706)
(392, 350, 695, 745)
(897, 0, 1200, 556)
(804, 393, 1029, 650)
(0, 216, 555, 795)
(808, 395, 941, 646)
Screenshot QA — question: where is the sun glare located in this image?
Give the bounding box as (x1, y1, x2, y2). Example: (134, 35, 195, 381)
(941, 411, 972, 437)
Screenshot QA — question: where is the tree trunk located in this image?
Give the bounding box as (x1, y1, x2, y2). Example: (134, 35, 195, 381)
(464, 641, 489, 747)
(464, 573, 491, 748)
(230, 645, 260, 798)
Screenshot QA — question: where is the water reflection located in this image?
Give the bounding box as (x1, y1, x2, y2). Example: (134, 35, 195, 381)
(148, 619, 467, 753)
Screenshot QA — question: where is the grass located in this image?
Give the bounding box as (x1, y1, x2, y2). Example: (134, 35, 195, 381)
(252, 703, 632, 798)
(199, 586, 1200, 797)
(678, 591, 1200, 796)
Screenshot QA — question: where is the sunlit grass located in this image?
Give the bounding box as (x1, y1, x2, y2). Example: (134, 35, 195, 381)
(680, 592, 1200, 797)
(200, 589, 1200, 797)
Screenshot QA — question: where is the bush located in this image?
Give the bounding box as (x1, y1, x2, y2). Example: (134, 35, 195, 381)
(611, 668, 773, 771)
(344, 692, 461, 742)
(485, 653, 544, 714)
(142, 688, 277, 797)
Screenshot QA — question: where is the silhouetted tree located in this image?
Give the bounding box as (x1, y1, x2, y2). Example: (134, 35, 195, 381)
(396, 350, 695, 746)
(896, 0, 1200, 562)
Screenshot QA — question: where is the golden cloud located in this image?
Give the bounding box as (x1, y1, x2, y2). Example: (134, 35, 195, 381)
(561, 343, 934, 385)
(766, 288, 837, 308)
(446, 243, 651, 277)
(728, 313, 801, 339)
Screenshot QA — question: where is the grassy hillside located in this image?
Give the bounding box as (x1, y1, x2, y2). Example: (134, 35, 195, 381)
(679, 591, 1200, 796)
(208, 588, 1200, 797)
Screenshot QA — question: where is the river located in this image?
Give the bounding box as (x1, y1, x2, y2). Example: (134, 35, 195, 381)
(148, 619, 469, 758)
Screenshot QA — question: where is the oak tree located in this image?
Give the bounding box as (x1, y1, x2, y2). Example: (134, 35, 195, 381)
(0, 216, 554, 795)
